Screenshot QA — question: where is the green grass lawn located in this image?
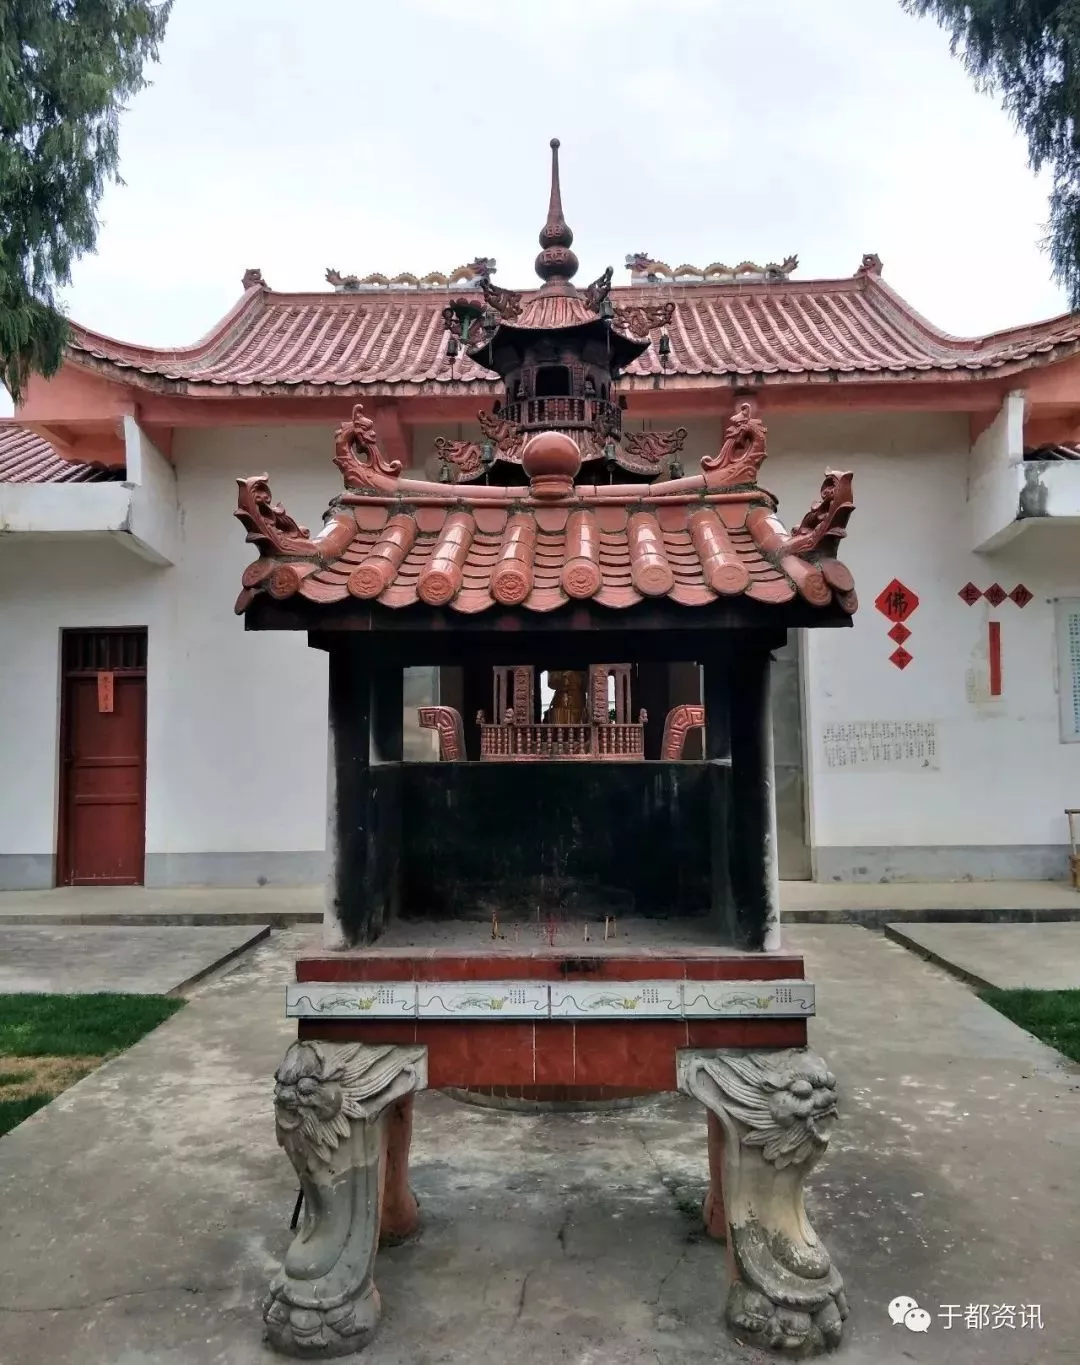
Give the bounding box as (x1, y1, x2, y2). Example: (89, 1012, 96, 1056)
(981, 988, 1080, 1063)
(0, 993, 185, 1138)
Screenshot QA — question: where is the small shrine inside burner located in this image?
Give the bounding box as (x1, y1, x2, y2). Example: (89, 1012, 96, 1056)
(236, 140, 858, 1361)
(443, 663, 645, 760)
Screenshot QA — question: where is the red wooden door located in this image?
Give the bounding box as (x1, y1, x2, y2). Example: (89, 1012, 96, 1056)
(58, 630, 147, 886)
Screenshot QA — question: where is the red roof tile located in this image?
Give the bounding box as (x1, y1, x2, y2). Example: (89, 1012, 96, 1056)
(513, 292, 599, 330)
(68, 267, 1080, 395)
(234, 405, 857, 620)
(0, 425, 121, 483)
(1025, 442, 1080, 460)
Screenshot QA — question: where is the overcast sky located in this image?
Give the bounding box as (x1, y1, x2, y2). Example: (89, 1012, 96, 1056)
(5, 0, 1073, 418)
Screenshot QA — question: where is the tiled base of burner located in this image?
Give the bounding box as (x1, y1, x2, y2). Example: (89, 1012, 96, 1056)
(297, 1018, 808, 1089)
(288, 978, 815, 1019)
(293, 923, 809, 1087)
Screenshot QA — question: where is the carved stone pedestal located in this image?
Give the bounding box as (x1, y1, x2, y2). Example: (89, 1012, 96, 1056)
(677, 1048, 847, 1358)
(264, 1041, 428, 1358)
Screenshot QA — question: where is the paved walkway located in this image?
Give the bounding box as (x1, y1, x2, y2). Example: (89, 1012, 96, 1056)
(885, 921, 1080, 991)
(0, 926, 1077, 1363)
(0, 885, 322, 925)
(2, 879, 1079, 926)
(783, 878, 1080, 913)
(0, 924, 269, 994)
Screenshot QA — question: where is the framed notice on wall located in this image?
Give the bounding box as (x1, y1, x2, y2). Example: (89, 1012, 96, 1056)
(821, 721, 938, 772)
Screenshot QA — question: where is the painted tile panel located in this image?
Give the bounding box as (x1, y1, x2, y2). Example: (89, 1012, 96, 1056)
(415, 980, 549, 1019)
(681, 980, 815, 1017)
(288, 979, 816, 1019)
(550, 981, 684, 1019)
(286, 983, 417, 1018)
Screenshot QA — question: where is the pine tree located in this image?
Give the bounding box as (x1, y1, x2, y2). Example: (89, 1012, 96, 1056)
(0, 1, 172, 403)
(903, 0, 1080, 307)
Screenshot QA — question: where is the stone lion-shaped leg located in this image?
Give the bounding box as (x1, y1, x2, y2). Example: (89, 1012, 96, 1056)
(677, 1048, 847, 1357)
(264, 1041, 428, 1358)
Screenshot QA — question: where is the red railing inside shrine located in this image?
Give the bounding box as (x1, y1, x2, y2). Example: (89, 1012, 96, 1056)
(502, 395, 622, 436)
(479, 722, 645, 761)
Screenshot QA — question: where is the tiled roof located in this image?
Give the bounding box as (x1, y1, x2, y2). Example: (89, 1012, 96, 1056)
(1025, 443, 1080, 460)
(234, 405, 857, 620)
(240, 495, 857, 616)
(0, 425, 121, 483)
(68, 267, 1080, 394)
(512, 292, 598, 330)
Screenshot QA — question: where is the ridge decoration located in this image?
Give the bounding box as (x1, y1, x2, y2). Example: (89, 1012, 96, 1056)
(442, 297, 488, 349)
(333, 404, 403, 491)
(625, 253, 799, 282)
(235, 477, 311, 556)
(701, 402, 769, 484)
(622, 426, 689, 466)
(785, 472, 855, 556)
(611, 300, 676, 338)
(583, 265, 614, 313)
(325, 259, 494, 291)
(478, 407, 526, 459)
(478, 275, 524, 322)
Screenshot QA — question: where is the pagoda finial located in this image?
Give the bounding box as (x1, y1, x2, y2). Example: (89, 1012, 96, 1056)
(535, 137, 579, 284)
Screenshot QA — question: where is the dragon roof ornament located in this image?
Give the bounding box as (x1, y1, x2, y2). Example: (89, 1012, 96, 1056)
(624, 253, 799, 283)
(324, 259, 494, 293)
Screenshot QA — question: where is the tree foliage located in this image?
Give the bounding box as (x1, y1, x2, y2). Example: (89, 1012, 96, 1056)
(0, 0, 171, 403)
(903, 0, 1080, 307)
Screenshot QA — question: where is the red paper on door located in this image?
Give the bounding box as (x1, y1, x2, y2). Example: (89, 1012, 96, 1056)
(97, 671, 114, 713)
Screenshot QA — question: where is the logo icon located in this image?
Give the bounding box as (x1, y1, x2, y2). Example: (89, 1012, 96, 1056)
(888, 1296, 931, 1332)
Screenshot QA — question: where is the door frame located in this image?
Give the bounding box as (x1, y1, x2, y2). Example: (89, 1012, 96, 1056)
(56, 627, 148, 887)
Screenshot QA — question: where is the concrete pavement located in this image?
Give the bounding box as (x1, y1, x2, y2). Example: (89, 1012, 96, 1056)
(0, 923, 270, 995)
(2, 879, 1080, 927)
(884, 921, 1080, 991)
(0, 884, 322, 926)
(0, 925, 1077, 1363)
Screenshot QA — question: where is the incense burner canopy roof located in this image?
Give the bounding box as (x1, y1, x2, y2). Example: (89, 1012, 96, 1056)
(233, 402, 856, 625)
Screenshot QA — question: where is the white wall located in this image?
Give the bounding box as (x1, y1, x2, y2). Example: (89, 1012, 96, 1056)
(0, 482, 133, 537)
(124, 417, 181, 563)
(0, 537, 168, 884)
(0, 425, 340, 886)
(153, 424, 337, 874)
(764, 411, 1080, 877)
(969, 391, 1025, 551)
(0, 420, 180, 564)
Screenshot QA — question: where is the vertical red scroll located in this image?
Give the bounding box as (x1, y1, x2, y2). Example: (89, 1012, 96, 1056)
(988, 620, 1002, 697)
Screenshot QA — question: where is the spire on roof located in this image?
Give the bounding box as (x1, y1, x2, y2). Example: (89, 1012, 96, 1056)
(535, 138, 579, 285)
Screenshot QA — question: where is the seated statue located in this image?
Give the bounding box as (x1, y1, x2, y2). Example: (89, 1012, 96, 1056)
(544, 669, 588, 724)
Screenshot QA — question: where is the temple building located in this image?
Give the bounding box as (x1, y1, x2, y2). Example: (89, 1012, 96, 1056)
(3, 139, 1080, 891)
